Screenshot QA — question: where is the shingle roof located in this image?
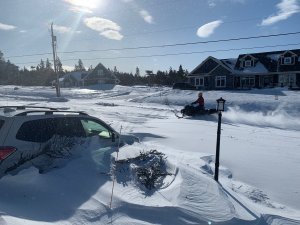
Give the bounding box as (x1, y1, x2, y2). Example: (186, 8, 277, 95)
(236, 49, 300, 73)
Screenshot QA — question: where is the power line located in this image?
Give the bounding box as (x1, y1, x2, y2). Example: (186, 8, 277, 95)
(61, 43, 300, 60)
(14, 42, 300, 65)
(6, 30, 300, 59)
(6, 52, 53, 59)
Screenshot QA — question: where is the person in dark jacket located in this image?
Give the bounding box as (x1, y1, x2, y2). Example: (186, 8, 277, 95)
(191, 92, 205, 111)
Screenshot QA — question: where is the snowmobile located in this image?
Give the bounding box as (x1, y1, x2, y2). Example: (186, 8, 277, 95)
(175, 105, 218, 118)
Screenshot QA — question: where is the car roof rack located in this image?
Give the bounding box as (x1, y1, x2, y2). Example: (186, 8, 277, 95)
(0, 106, 58, 110)
(15, 110, 88, 116)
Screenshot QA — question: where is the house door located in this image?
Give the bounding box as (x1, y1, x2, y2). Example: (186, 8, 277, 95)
(204, 77, 209, 87)
(263, 76, 273, 87)
(288, 74, 296, 87)
(234, 77, 240, 88)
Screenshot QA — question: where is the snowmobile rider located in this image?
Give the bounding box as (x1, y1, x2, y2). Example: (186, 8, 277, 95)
(191, 92, 205, 111)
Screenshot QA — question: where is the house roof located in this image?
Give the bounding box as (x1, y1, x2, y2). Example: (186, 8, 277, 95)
(63, 71, 88, 82)
(237, 62, 269, 74)
(219, 58, 237, 72)
(189, 56, 232, 75)
(237, 49, 300, 60)
(240, 54, 257, 61)
(84, 63, 119, 83)
(236, 48, 300, 73)
(220, 58, 269, 75)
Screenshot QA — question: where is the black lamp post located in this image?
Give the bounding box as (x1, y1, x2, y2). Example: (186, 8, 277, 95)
(214, 97, 226, 182)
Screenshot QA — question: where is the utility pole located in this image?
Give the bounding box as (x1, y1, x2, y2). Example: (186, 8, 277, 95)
(51, 23, 60, 97)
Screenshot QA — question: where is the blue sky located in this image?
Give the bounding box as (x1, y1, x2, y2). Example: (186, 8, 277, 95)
(0, 0, 299, 74)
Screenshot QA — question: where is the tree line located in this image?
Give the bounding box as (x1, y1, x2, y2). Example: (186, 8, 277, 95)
(113, 65, 188, 86)
(0, 50, 188, 87)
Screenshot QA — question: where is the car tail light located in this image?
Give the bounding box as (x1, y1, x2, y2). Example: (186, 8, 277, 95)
(0, 146, 17, 161)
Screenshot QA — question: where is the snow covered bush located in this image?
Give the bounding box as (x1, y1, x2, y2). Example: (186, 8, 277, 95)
(115, 150, 172, 191)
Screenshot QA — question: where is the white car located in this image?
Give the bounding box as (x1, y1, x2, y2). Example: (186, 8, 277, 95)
(0, 106, 138, 178)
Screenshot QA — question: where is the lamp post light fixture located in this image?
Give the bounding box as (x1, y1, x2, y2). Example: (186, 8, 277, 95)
(216, 97, 226, 112)
(214, 97, 226, 182)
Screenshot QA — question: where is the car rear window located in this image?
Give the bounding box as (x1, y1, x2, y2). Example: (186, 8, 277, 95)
(16, 118, 57, 143)
(16, 117, 86, 143)
(0, 120, 4, 130)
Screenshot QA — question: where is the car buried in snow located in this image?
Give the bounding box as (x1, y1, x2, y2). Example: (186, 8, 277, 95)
(0, 106, 138, 178)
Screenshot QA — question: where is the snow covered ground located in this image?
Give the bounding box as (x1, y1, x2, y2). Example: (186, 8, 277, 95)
(0, 85, 299, 225)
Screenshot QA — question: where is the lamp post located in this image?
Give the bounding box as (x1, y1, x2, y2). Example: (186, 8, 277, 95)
(214, 97, 226, 182)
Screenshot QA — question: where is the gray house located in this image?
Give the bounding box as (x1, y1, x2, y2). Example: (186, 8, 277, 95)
(188, 49, 300, 90)
(59, 63, 119, 88)
(82, 63, 119, 86)
(60, 71, 88, 87)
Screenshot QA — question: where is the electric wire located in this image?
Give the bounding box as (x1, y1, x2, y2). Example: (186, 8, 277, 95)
(14, 42, 300, 65)
(6, 31, 300, 59)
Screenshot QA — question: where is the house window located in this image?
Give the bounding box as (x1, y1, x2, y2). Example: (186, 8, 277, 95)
(244, 60, 252, 67)
(97, 69, 104, 76)
(189, 77, 195, 85)
(215, 76, 226, 88)
(279, 74, 296, 87)
(195, 77, 204, 86)
(241, 76, 255, 88)
(283, 57, 292, 64)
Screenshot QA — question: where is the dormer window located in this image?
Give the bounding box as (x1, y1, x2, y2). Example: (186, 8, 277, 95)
(244, 60, 253, 67)
(283, 57, 292, 64)
(280, 51, 297, 65)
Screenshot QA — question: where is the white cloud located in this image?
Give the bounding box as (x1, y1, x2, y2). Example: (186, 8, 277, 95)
(100, 30, 124, 40)
(208, 0, 217, 7)
(19, 30, 27, 33)
(84, 17, 121, 32)
(84, 17, 123, 40)
(197, 20, 223, 38)
(64, 0, 99, 13)
(261, 0, 300, 26)
(119, 0, 154, 24)
(139, 10, 154, 24)
(0, 22, 16, 30)
(208, 0, 245, 8)
(53, 24, 72, 33)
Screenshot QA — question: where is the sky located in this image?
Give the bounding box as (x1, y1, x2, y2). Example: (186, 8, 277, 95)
(0, 0, 300, 74)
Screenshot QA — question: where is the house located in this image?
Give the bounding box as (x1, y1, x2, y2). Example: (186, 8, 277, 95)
(82, 63, 119, 86)
(57, 63, 119, 88)
(188, 49, 300, 90)
(60, 71, 88, 87)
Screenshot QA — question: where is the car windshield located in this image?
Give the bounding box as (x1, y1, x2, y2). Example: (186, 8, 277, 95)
(81, 119, 112, 139)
